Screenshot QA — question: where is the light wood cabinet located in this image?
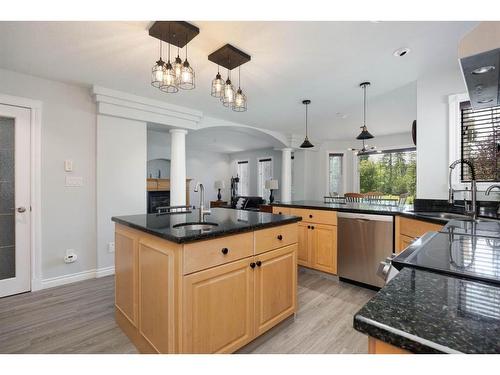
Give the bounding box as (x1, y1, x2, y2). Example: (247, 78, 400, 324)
(272, 206, 291, 215)
(115, 222, 298, 354)
(395, 216, 443, 253)
(294, 209, 338, 275)
(311, 224, 337, 274)
(368, 337, 410, 354)
(182, 257, 255, 354)
(254, 245, 297, 336)
(254, 223, 298, 255)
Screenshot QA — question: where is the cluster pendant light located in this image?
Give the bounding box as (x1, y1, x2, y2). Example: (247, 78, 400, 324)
(300, 100, 314, 148)
(349, 82, 377, 155)
(209, 44, 251, 112)
(149, 21, 199, 94)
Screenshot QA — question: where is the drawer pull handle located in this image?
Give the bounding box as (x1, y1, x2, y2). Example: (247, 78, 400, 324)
(250, 262, 256, 269)
(256, 261, 262, 267)
(309, 214, 313, 218)
(277, 234, 283, 240)
(221, 247, 229, 255)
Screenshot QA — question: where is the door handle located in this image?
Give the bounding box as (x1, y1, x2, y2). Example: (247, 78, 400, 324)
(17, 207, 27, 213)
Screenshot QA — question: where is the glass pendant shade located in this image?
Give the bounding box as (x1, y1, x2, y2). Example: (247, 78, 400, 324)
(232, 88, 247, 112)
(179, 60, 195, 90)
(221, 79, 235, 107)
(356, 125, 374, 140)
(174, 55, 183, 80)
(160, 62, 179, 93)
(211, 72, 225, 98)
(151, 58, 165, 88)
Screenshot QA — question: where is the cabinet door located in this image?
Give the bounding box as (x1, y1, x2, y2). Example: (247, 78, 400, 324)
(115, 226, 138, 326)
(254, 245, 297, 336)
(297, 222, 311, 267)
(182, 258, 255, 353)
(399, 234, 416, 253)
(311, 224, 337, 274)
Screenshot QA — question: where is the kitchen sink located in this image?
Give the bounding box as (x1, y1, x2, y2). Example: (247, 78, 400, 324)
(173, 222, 219, 231)
(410, 211, 489, 222)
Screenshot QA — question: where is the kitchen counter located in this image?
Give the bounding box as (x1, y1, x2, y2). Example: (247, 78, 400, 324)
(354, 267, 500, 354)
(112, 207, 301, 243)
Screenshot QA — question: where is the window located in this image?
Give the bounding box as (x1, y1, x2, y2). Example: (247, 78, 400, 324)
(237, 160, 249, 196)
(460, 101, 500, 182)
(257, 158, 273, 199)
(358, 148, 416, 202)
(328, 153, 343, 195)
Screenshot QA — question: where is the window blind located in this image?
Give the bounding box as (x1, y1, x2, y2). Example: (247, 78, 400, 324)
(461, 102, 500, 182)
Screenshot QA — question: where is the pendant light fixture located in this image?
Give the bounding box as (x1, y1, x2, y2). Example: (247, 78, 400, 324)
(211, 65, 225, 98)
(151, 40, 166, 88)
(221, 69, 235, 107)
(159, 41, 179, 93)
(208, 44, 251, 112)
(300, 100, 314, 148)
(356, 81, 374, 140)
(232, 66, 247, 112)
(148, 21, 199, 95)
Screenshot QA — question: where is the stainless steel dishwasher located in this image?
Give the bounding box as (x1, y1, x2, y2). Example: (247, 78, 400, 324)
(337, 212, 394, 288)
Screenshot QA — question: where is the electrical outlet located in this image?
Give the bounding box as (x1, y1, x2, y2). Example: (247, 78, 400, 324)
(107, 242, 115, 253)
(64, 249, 77, 264)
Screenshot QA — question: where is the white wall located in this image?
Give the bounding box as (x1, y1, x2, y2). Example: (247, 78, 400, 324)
(97, 116, 147, 270)
(147, 129, 232, 206)
(0, 68, 97, 280)
(228, 148, 283, 202)
(416, 66, 467, 199)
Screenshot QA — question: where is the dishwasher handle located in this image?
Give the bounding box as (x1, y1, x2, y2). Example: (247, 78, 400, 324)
(337, 212, 394, 222)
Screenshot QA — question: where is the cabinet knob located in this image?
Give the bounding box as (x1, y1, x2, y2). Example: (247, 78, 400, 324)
(256, 261, 262, 267)
(278, 211, 282, 215)
(221, 247, 229, 255)
(309, 214, 313, 218)
(250, 262, 256, 269)
(277, 234, 283, 240)
(307, 225, 311, 229)
(311, 226, 315, 230)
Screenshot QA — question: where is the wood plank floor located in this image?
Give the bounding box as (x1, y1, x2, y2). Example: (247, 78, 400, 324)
(0, 268, 375, 354)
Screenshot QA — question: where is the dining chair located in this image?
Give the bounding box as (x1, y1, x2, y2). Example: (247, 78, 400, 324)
(344, 192, 365, 202)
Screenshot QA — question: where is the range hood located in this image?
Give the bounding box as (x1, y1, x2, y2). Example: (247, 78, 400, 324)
(459, 22, 500, 109)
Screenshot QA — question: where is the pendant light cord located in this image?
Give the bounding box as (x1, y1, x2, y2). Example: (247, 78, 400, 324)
(363, 84, 367, 127)
(238, 66, 241, 89)
(305, 103, 308, 136)
(159, 40, 162, 59)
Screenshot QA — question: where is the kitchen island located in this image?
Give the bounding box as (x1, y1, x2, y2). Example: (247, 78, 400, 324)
(111, 208, 301, 354)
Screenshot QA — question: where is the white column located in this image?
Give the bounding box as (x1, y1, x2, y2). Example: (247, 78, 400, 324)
(169, 129, 188, 206)
(281, 148, 293, 203)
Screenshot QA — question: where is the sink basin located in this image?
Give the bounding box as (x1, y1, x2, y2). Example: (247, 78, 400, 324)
(173, 222, 219, 231)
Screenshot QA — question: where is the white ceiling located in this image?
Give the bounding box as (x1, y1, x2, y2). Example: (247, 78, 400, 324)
(0, 21, 476, 141)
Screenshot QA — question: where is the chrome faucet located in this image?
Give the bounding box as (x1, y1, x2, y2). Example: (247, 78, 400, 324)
(448, 159, 477, 220)
(485, 185, 500, 215)
(194, 182, 211, 222)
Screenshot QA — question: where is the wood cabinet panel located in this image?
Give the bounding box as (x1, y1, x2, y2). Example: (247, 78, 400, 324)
(368, 337, 410, 354)
(398, 234, 417, 253)
(289, 208, 337, 226)
(399, 217, 442, 239)
(297, 222, 311, 267)
(311, 223, 337, 274)
(254, 245, 297, 336)
(182, 258, 255, 354)
(115, 227, 138, 326)
(183, 232, 253, 275)
(138, 238, 176, 353)
(272, 206, 291, 215)
(254, 223, 298, 255)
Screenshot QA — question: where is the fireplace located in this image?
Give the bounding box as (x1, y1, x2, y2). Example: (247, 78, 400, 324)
(147, 190, 170, 214)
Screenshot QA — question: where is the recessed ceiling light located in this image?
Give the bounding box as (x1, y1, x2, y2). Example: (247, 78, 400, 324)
(336, 112, 348, 119)
(393, 47, 411, 57)
(477, 98, 494, 104)
(472, 65, 495, 75)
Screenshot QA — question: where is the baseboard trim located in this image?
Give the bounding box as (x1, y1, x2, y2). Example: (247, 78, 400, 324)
(40, 266, 115, 290)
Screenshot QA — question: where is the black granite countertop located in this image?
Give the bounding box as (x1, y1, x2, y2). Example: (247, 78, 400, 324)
(354, 267, 500, 354)
(112, 208, 301, 244)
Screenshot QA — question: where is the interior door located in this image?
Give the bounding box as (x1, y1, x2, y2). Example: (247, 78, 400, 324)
(0, 104, 31, 297)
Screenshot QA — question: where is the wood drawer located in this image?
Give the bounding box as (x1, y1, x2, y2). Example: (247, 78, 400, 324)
(399, 217, 442, 239)
(272, 206, 291, 215)
(289, 208, 337, 226)
(183, 232, 254, 275)
(254, 223, 298, 255)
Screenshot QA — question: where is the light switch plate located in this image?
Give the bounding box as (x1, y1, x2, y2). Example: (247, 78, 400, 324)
(65, 176, 83, 187)
(64, 159, 73, 172)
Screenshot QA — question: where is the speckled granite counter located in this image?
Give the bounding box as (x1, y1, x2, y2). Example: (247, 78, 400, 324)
(354, 267, 500, 354)
(112, 207, 301, 243)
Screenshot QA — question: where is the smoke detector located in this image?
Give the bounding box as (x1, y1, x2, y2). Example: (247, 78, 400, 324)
(393, 47, 411, 57)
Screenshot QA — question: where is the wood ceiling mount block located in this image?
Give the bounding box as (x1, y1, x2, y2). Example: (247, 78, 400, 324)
(208, 44, 251, 70)
(149, 21, 200, 48)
